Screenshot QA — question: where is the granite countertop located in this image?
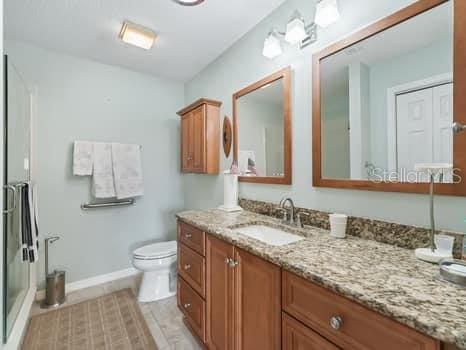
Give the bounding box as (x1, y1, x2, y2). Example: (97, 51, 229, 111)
(177, 209, 466, 349)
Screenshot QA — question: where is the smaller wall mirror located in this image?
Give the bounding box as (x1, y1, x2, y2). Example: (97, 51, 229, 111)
(233, 67, 291, 184)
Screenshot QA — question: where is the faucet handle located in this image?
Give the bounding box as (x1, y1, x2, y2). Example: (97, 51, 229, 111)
(297, 212, 310, 228)
(276, 208, 288, 223)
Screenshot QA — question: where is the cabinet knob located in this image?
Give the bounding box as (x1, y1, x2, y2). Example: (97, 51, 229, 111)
(187, 156, 193, 160)
(228, 259, 239, 268)
(224, 257, 230, 265)
(330, 316, 343, 330)
(184, 233, 192, 239)
(183, 303, 191, 309)
(184, 264, 191, 270)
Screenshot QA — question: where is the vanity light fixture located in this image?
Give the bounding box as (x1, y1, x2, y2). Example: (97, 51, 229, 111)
(262, 1, 339, 59)
(119, 21, 157, 50)
(262, 30, 283, 59)
(171, 0, 204, 6)
(314, 0, 341, 28)
(285, 11, 307, 44)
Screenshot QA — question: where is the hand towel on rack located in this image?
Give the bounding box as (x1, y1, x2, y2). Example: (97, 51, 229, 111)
(111, 143, 144, 199)
(92, 142, 116, 198)
(20, 183, 39, 263)
(73, 141, 93, 176)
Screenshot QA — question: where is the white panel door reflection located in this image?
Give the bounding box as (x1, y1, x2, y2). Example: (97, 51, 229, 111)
(396, 83, 453, 182)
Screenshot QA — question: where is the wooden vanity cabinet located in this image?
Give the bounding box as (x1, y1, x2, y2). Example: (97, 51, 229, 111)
(282, 271, 440, 350)
(178, 220, 452, 350)
(177, 98, 221, 174)
(205, 234, 282, 350)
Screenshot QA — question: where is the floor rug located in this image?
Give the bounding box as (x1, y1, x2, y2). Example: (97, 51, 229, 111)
(22, 288, 157, 350)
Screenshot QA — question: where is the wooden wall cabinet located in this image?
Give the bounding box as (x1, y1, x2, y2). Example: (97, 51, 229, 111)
(206, 234, 282, 350)
(177, 99, 222, 174)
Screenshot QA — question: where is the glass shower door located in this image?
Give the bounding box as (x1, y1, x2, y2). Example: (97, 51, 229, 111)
(3, 56, 31, 341)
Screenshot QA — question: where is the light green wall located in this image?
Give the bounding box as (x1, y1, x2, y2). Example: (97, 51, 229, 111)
(184, 0, 466, 233)
(6, 41, 185, 284)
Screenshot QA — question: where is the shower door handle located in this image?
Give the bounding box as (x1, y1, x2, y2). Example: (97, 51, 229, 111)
(3, 184, 17, 214)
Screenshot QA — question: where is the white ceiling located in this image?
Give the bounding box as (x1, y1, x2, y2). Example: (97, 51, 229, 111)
(5, 0, 287, 81)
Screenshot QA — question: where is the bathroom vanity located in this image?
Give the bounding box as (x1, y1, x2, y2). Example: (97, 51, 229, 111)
(176, 209, 465, 350)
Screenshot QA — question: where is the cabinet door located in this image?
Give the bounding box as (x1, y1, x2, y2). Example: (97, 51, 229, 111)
(283, 313, 340, 350)
(206, 235, 234, 350)
(234, 248, 281, 350)
(191, 105, 206, 172)
(181, 114, 192, 171)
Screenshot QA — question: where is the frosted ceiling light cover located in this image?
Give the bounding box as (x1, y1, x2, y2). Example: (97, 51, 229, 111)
(315, 0, 340, 28)
(285, 17, 306, 44)
(262, 31, 283, 59)
(119, 22, 156, 50)
(172, 0, 205, 6)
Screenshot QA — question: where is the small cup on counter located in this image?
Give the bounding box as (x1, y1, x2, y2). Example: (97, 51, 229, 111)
(329, 213, 348, 239)
(434, 234, 454, 255)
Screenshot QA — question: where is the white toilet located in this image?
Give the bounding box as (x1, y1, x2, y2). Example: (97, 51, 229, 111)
(132, 240, 177, 303)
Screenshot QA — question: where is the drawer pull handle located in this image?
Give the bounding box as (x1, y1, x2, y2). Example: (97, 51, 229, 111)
(330, 316, 343, 330)
(184, 233, 192, 239)
(184, 264, 191, 270)
(184, 303, 191, 309)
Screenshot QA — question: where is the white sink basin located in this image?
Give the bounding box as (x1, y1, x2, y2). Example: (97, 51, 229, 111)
(233, 225, 304, 246)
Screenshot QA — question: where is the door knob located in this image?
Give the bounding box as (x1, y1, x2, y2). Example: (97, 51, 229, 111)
(453, 122, 466, 134)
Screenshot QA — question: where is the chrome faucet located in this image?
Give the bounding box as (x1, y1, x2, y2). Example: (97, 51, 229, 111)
(279, 197, 296, 225)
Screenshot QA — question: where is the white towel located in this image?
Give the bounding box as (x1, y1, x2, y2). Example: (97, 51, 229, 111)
(238, 150, 256, 174)
(111, 143, 144, 199)
(73, 141, 93, 176)
(92, 143, 116, 198)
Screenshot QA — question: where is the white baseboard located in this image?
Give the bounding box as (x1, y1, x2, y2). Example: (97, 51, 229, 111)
(4, 286, 37, 350)
(35, 267, 140, 301)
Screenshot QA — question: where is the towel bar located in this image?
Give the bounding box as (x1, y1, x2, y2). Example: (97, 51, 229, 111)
(81, 199, 135, 210)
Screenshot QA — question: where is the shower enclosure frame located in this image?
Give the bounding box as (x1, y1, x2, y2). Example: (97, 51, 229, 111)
(2, 55, 37, 347)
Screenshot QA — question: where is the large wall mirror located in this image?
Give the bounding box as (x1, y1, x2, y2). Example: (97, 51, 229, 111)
(233, 67, 291, 184)
(313, 0, 466, 195)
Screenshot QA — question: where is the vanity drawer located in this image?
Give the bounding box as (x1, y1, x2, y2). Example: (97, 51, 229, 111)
(282, 271, 440, 350)
(178, 277, 206, 342)
(178, 243, 205, 298)
(178, 221, 205, 256)
(283, 313, 340, 350)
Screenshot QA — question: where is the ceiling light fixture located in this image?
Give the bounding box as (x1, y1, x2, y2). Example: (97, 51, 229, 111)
(262, 30, 283, 59)
(314, 0, 340, 28)
(172, 0, 205, 6)
(119, 21, 157, 50)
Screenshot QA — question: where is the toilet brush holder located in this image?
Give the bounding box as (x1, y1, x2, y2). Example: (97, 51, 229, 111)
(41, 236, 66, 309)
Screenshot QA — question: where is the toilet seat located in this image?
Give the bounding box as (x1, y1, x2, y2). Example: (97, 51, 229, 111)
(133, 241, 177, 260)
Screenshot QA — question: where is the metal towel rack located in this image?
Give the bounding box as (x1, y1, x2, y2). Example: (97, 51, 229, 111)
(81, 199, 135, 211)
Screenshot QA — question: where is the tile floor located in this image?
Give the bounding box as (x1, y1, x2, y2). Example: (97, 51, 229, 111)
(29, 274, 201, 350)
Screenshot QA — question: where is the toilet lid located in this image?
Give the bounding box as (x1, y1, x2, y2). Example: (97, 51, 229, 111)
(133, 241, 177, 259)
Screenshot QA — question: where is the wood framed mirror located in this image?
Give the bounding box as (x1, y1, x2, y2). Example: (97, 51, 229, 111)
(312, 0, 466, 195)
(233, 67, 292, 184)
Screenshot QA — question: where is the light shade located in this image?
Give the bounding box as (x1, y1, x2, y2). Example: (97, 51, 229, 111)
(119, 22, 156, 50)
(172, 0, 204, 5)
(315, 0, 340, 28)
(262, 31, 282, 59)
(285, 17, 306, 44)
